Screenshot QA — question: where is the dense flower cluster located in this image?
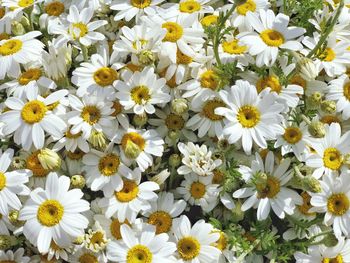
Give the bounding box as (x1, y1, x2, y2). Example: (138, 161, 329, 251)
(0, 0, 350, 262)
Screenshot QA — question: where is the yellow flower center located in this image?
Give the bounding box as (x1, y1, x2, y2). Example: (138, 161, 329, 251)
(26, 151, 49, 177)
(222, 39, 247, 55)
(237, 105, 261, 128)
(212, 231, 227, 251)
(130, 85, 151, 104)
(21, 100, 47, 124)
(212, 169, 225, 184)
(37, 200, 64, 227)
(190, 181, 206, 199)
(45, 1, 65, 16)
(0, 8, 5, 19)
(71, 23, 88, 39)
(177, 237, 201, 260)
(236, 0, 257, 15)
(67, 149, 85, 160)
(283, 127, 302, 144)
(0, 173, 6, 191)
(112, 100, 123, 116)
(343, 82, 350, 101)
(0, 39, 23, 56)
(148, 211, 172, 234)
(79, 253, 98, 263)
(89, 231, 105, 247)
(256, 75, 281, 93)
(256, 176, 280, 199)
(165, 113, 185, 130)
(327, 193, 349, 216)
(260, 29, 285, 47)
(98, 153, 120, 176)
(130, 0, 151, 8)
(297, 192, 316, 216)
(0, 33, 10, 41)
(18, 0, 34, 7)
(126, 63, 143, 72)
(318, 47, 336, 62)
(200, 70, 219, 90)
(176, 49, 193, 64)
(93, 67, 118, 87)
(65, 129, 82, 139)
(323, 147, 342, 170)
(121, 132, 145, 152)
(179, 0, 201, 13)
(202, 99, 225, 121)
(201, 15, 218, 27)
(322, 255, 343, 263)
(115, 180, 139, 202)
(18, 68, 42, 85)
(110, 219, 129, 240)
(81, 105, 101, 125)
(290, 75, 307, 90)
(321, 115, 341, 125)
(126, 245, 153, 263)
(162, 22, 183, 42)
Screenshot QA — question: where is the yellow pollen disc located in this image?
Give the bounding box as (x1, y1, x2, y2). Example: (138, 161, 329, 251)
(202, 99, 225, 121)
(21, 100, 47, 124)
(256, 75, 281, 93)
(327, 193, 349, 216)
(256, 176, 280, 199)
(323, 147, 343, 170)
(130, 85, 151, 104)
(212, 169, 225, 184)
(37, 200, 64, 227)
(200, 70, 219, 90)
(110, 219, 130, 240)
(148, 211, 172, 234)
(236, 0, 257, 15)
(131, 0, 151, 8)
(318, 47, 336, 62)
(126, 244, 153, 263)
(343, 82, 350, 101)
(190, 181, 206, 199)
(0, 8, 5, 19)
(45, 1, 65, 16)
(162, 22, 183, 42)
(112, 100, 123, 116)
(98, 153, 120, 176)
(65, 129, 82, 139)
(322, 255, 343, 263)
(179, 0, 201, 13)
(260, 29, 284, 47)
(201, 15, 218, 27)
(283, 127, 302, 144)
(222, 39, 247, 55)
(67, 149, 85, 160)
(177, 49, 193, 64)
(26, 151, 49, 177)
(71, 23, 88, 39)
(320, 115, 341, 125)
(81, 105, 101, 125)
(177, 237, 201, 260)
(18, 68, 42, 85)
(78, 253, 98, 263)
(290, 75, 307, 90)
(115, 180, 139, 202)
(165, 113, 185, 130)
(0, 172, 6, 191)
(297, 192, 316, 216)
(18, 0, 34, 7)
(237, 105, 261, 128)
(0, 39, 23, 56)
(89, 231, 105, 246)
(93, 67, 118, 87)
(212, 231, 228, 251)
(121, 132, 145, 152)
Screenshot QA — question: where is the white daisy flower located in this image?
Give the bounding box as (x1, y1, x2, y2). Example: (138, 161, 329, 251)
(233, 151, 302, 221)
(165, 0, 214, 17)
(0, 90, 68, 150)
(0, 248, 30, 263)
(111, 0, 165, 22)
(215, 80, 285, 154)
(67, 94, 114, 139)
(177, 142, 222, 176)
(19, 173, 90, 254)
(82, 148, 132, 197)
(177, 173, 219, 212)
(306, 123, 350, 179)
(310, 172, 350, 238)
(70, 248, 106, 263)
(0, 148, 31, 215)
(0, 31, 44, 79)
(1, 0, 41, 10)
(115, 66, 171, 115)
(107, 223, 176, 263)
(240, 9, 305, 67)
(327, 74, 350, 120)
(52, 126, 90, 153)
(94, 213, 132, 240)
(142, 192, 187, 234)
(99, 168, 159, 222)
(172, 215, 221, 263)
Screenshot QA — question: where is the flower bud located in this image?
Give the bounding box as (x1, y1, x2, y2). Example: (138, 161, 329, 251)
(73, 235, 85, 245)
(320, 100, 337, 114)
(8, 210, 25, 227)
(133, 112, 148, 127)
(11, 21, 26, 36)
(169, 153, 182, 167)
(217, 138, 230, 151)
(302, 176, 321, 193)
(150, 169, 171, 185)
(138, 50, 155, 65)
(168, 130, 180, 141)
(298, 57, 318, 81)
(88, 130, 106, 150)
(307, 92, 323, 109)
(171, 98, 188, 115)
(70, 175, 86, 189)
(231, 200, 245, 223)
(124, 140, 142, 159)
(11, 156, 26, 169)
(322, 232, 338, 247)
(308, 120, 326, 138)
(343, 153, 350, 166)
(38, 148, 61, 170)
(0, 235, 17, 250)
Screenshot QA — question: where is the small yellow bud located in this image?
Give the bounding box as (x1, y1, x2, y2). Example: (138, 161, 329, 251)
(307, 92, 323, 109)
(8, 210, 24, 227)
(168, 130, 181, 141)
(124, 140, 142, 159)
(11, 21, 26, 36)
(88, 130, 106, 150)
(320, 100, 337, 114)
(11, 156, 26, 169)
(169, 153, 181, 167)
(150, 169, 170, 185)
(37, 148, 61, 170)
(171, 98, 188, 115)
(70, 175, 86, 189)
(302, 176, 322, 193)
(133, 112, 148, 127)
(138, 50, 155, 65)
(232, 200, 245, 223)
(0, 235, 17, 250)
(308, 120, 326, 138)
(298, 57, 318, 81)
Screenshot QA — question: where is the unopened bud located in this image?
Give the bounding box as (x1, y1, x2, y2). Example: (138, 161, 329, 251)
(38, 148, 61, 170)
(231, 200, 245, 223)
(133, 112, 148, 127)
(308, 121, 326, 138)
(138, 50, 155, 65)
(307, 92, 323, 109)
(0, 235, 17, 250)
(11, 21, 26, 36)
(11, 156, 26, 169)
(302, 176, 321, 193)
(298, 57, 318, 81)
(70, 175, 86, 189)
(150, 169, 170, 185)
(343, 154, 350, 166)
(124, 140, 142, 159)
(322, 232, 338, 247)
(218, 138, 230, 151)
(320, 100, 337, 114)
(73, 235, 84, 245)
(168, 130, 180, 141)
(169, 153, 181, 167)
(88, 130, 106, 150)
(171, 99, 188, 115)
(8, 210, 25, 227)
